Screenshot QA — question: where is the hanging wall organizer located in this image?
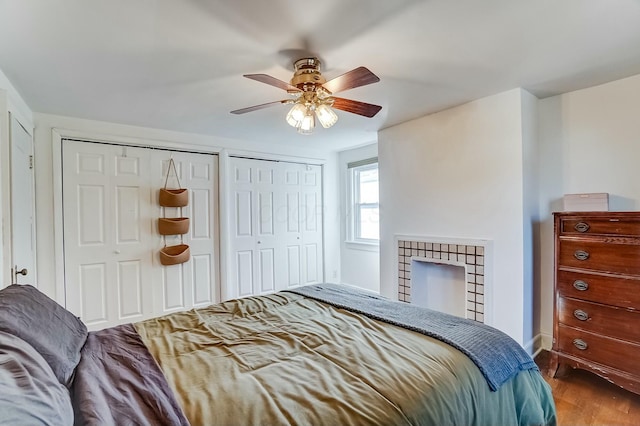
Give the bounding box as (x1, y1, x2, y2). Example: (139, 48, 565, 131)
(159, 158, 190, 265)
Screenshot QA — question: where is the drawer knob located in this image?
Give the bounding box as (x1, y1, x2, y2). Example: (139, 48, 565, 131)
(573, 309, 589, 321)
(574, 222, 590, 233)
(573, 339, 588, 350)
(574, 250, 590, 261)
(573, 280, 589, 291)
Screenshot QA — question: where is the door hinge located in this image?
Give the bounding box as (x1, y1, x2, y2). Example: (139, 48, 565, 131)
(29, 155, 34, 170)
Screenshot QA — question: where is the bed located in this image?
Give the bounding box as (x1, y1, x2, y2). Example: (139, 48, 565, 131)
(0, 283, 556, 425)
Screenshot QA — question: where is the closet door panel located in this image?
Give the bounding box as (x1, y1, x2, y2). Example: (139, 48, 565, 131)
(117, 260, 143, 318)
(192, 254, 213, 305)
(63, 141, 152, 329)
(259, 248, 276, 293)
(150, 152, 218, 312)
(287, 246, 301, 286)
(79, 263, 107, 323)
(63, 141, 218, 329)
(237, 250, 254, 297)
(301, 165, 323, 285)
(227, 158, 323, 299)
(228, 158, 282, 298)
(161, 263, 185, 311)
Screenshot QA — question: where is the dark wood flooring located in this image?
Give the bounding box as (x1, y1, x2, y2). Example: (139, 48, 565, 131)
(534, 350, 640, 425)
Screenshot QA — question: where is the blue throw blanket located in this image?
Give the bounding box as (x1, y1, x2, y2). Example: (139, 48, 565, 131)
(287, 283, 538, 391)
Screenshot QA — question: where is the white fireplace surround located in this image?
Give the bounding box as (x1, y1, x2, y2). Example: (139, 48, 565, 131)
(396, 235, 493, 325)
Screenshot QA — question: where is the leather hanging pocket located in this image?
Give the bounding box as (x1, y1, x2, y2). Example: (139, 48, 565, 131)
(158, 217, 190, 235)
(159, 244, 190, 265)
(159, 158, 188, 207)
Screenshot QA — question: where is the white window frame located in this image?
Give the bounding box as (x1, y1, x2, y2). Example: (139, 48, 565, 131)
(346, 158, 379, 249)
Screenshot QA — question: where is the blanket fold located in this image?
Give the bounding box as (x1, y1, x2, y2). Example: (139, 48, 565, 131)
(287, 283, 537, 391)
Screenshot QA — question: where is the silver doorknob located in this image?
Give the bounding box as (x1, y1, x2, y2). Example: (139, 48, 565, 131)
(14, 267, 27, 276)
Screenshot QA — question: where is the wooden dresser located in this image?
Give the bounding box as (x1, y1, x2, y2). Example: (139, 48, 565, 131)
(552, 211, 640, 395)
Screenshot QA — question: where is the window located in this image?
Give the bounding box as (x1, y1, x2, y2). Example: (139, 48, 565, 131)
(348, 158, 379, 244)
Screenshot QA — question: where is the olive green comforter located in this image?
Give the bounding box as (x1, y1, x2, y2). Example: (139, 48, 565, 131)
(135, 291, 556, 426)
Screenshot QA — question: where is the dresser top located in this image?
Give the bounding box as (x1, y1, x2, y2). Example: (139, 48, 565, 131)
(554, 211, 640, 218)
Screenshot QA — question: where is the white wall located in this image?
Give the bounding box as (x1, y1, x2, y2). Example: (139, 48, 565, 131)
(33, 113, 340, 302)
(537, 73, 640, 348)
(379, 89, 531, 344)
(521, 90, 539, 348)
(337, 142, 380, 292)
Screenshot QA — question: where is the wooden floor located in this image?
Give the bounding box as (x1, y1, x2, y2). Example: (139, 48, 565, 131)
(535, 351, 640, 425)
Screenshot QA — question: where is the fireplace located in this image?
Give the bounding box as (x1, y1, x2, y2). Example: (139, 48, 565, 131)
(397, 236, 491, 323)
(411, 258, 466, 318)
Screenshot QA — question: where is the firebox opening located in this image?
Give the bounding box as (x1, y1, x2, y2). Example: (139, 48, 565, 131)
(411, 258, 466, 319)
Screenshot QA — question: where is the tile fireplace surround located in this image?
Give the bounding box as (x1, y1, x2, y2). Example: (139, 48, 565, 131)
(397, 236, 490, 323)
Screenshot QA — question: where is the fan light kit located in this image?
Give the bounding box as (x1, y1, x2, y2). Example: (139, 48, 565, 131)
(231, 57, 382, 135)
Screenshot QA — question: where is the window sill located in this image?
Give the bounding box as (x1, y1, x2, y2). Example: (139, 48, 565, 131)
(345, 241, 380, 252)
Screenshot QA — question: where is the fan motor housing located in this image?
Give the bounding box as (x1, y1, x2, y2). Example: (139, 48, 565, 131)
(291, 57, 326, 90)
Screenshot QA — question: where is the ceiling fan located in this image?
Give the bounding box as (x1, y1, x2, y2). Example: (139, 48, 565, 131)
(230, 57, 382, 134)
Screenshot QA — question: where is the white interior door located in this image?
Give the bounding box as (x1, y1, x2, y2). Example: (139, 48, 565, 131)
(62, 140, 218, 329)
(150, 151, 218, 316)
(300, 164, 323, 286)
(227, 158, 282, 298)
(63, 142, 154, 328)
(10, 116, 36, 285)
(281, 163, 323, 289)
(227, 157, 323, 299)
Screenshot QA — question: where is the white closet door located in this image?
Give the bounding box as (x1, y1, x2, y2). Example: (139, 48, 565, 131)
(300, 164, 323, 286)
(63, 140, 218, 330)
(281, 164, 303, 289)
(228, 158, 283, 298)
(63, 142, 153, 328)
(150, 151, 218, 315)
(227, 157, 323, 299)
(280, 163, 323, 290)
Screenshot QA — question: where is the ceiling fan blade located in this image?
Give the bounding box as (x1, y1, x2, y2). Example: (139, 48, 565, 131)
(332, 97, 382, 118)
(230, 100, 288, 114)
(322, 67, 380, 94)
(243, 74, 301, 92)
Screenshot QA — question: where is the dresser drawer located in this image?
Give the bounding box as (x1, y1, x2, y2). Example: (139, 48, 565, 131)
(557, 270, 640, 309)
(558, 239, 640, 276)
(559, 216, 640, 237)
(557, 324, 640, 376)
(558, 296, 640, 342)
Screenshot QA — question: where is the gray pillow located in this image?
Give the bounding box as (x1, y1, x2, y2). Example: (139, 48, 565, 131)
(0, 284, 88, 387)
(0, 330, 74, 425)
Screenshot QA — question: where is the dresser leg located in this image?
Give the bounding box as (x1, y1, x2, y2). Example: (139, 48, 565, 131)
(548, 352, 561, 378)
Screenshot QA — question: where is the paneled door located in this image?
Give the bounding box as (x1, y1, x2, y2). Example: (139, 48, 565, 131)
(9, 115, 36, 285)
(297, 163, 323, 287)
(149, 151, 218, 316)
(227, 157, 323, 300)
(229, 158, 284, 298)
(62, 140, 218, 329)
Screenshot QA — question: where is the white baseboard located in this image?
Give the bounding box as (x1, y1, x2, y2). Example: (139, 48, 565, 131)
(524, 334, 542, 356)
(540, 332, 553, 350)
(524, 333, 553, 357)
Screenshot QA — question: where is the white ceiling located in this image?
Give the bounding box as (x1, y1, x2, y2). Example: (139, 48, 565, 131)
(1, 0, 640, 152)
